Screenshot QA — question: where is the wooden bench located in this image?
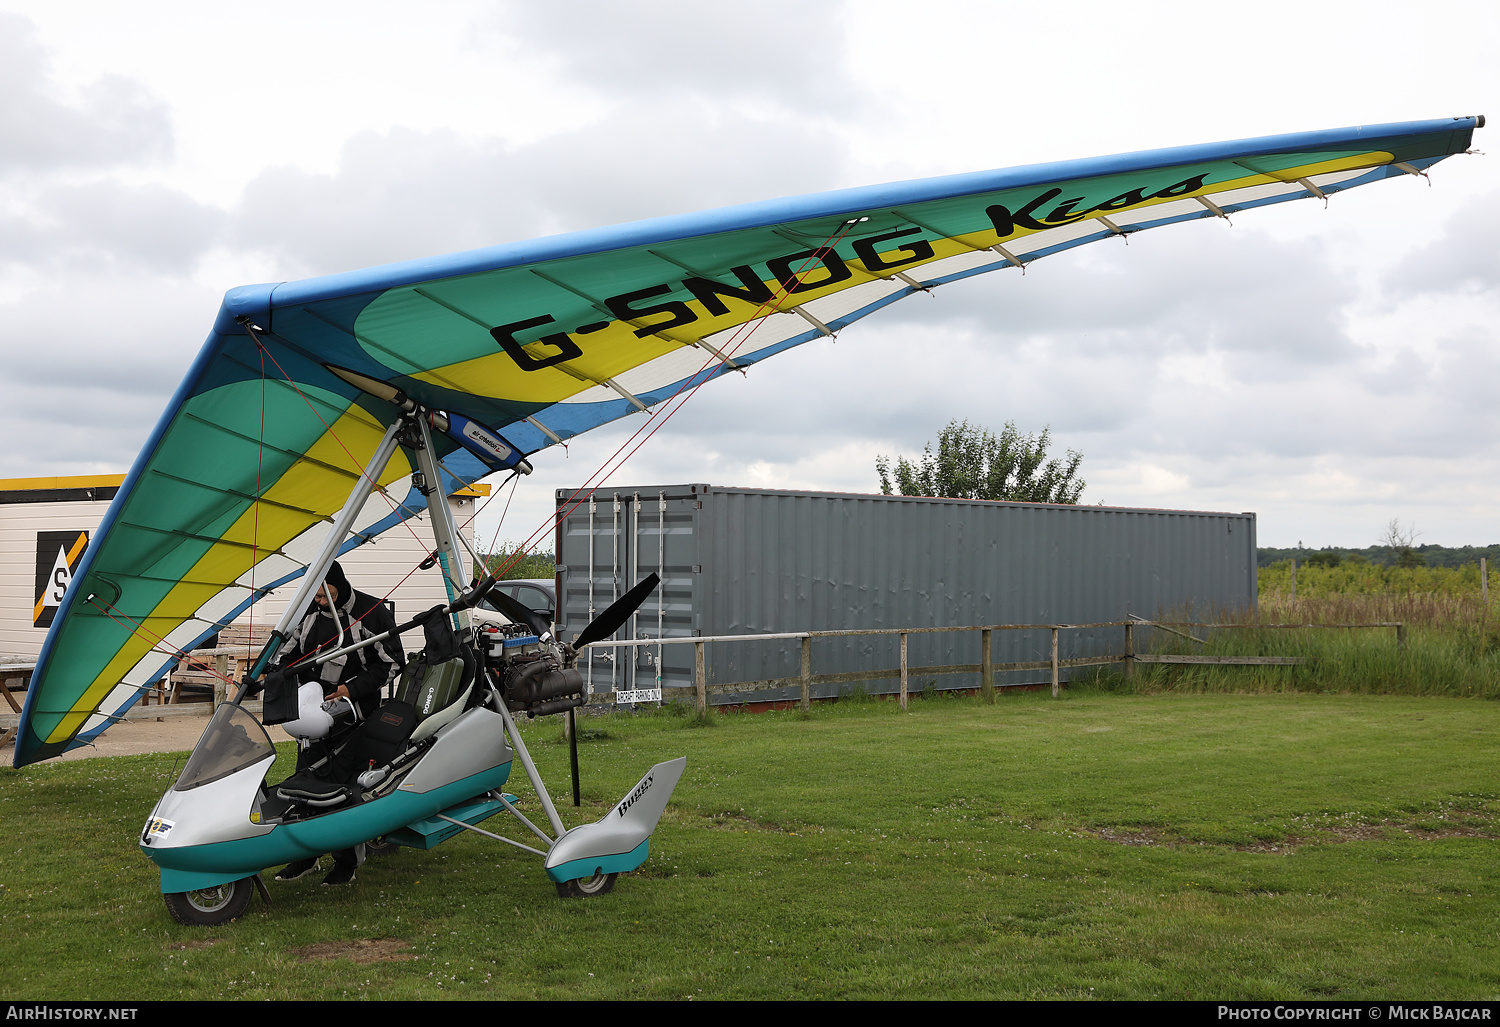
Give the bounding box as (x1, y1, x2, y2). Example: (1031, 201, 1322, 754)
(164, 624, 276, 705)
(0, 662, 35, 748)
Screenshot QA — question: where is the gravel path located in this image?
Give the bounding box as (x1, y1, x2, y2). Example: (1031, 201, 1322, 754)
(5, 707, 297, 763)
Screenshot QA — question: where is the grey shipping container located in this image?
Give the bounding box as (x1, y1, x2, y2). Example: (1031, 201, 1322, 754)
(554, 485, 1257, 706)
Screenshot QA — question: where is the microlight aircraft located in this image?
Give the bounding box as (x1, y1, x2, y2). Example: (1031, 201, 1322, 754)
(13, 116, 1483, 924)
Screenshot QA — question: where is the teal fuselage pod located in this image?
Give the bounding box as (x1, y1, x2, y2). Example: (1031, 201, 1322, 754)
(140, 704, 512, 893)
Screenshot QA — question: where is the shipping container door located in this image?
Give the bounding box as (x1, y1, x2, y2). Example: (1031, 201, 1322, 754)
(556, 487, 701, 702)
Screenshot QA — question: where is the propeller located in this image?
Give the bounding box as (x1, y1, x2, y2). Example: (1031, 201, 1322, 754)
(573, 573, 661, 650)
(483, 586, 552, 638)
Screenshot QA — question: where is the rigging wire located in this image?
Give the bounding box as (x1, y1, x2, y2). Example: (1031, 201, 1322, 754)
(82, 596, 238, 687)
(245, 326, 432, 552)
(481, 219, 861, 582)
(247, 333, 268, 668)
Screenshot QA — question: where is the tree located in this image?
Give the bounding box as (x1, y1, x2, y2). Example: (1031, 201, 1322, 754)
(876, 419, 1085, 504)
(1379, 518, 1424, 569)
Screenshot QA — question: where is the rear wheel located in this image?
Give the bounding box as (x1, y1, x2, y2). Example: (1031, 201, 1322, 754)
(555, 871, 617, 898)
(163, 877, 255, 926)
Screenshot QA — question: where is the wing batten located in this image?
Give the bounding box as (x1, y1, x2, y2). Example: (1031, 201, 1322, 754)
(144, 467, 334, 521)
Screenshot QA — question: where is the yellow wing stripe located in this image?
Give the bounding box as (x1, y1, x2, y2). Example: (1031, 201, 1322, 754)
(45, 408, 413, 743)
(410, 152, 1395, 405)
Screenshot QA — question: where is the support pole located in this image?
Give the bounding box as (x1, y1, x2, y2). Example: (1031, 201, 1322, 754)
(1124, 622, 1135, 680)
(412, 412, 471, 623)
(1051, 627, 1060, 697)
(248, 418, 406, 680)
(799, 635, 811, 712)
(899, 632, 909, 711)
(981, 629, 993, 703)
(497, 701, 565, 840)
(694, 640, 706, 715)
(568, 707, 580, 808)
(612, 495, 620, 702)
(1483, 557, 1490, 652)
(658, 492, 666, 697)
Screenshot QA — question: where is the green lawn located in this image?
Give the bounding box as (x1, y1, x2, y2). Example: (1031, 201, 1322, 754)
(2, 690, 1498, 1000)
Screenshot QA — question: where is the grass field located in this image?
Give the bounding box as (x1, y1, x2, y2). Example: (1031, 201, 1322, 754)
(3, 690, 1498, 1001)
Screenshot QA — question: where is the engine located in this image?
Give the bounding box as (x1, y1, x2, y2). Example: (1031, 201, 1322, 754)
(480, 622, 586, 717)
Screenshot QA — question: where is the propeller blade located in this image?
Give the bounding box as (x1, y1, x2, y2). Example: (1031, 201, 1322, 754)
(574, 573, 660, 650)
(485, 586, 552, 638)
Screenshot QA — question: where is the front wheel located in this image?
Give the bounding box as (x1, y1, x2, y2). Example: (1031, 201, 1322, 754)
(163, 877, 256, 926)
(555, 871, 617, 898)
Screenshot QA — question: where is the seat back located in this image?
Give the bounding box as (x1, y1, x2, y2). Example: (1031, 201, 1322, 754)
(400, 646, 477, 742)
(343, 699, 418, 774)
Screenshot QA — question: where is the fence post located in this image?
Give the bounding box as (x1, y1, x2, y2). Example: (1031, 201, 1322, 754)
(694, 640, 706, 715)
(1123, 622, 1135, 680)
(1051, 627, 1060, 698)
(799, 635, 811, 712)
(899, 632, 908, 711)
(981, 629, 993, 703)
(1396, 623, 1407, 651)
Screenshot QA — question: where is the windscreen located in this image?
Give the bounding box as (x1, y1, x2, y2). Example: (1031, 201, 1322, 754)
(173, 704, 275, 791)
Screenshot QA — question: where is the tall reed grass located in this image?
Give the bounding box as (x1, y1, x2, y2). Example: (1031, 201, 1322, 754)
(1258, 558, 1494, 601)
(1080, 561, 1500, 698)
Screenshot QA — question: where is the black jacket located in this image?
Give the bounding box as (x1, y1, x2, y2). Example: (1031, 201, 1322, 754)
(281, 588, 404, 717)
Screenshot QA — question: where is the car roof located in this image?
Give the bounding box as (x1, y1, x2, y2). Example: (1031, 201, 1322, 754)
(498, 578, 554, 594)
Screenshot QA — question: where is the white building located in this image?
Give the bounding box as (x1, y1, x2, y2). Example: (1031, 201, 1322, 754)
(1, 473, 486, 665)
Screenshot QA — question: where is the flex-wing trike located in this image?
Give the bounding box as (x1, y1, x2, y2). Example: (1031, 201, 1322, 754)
(138, 396, 684, 925)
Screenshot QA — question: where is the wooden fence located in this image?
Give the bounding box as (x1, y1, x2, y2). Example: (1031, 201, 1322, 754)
(582, 619, 1408, 713)
(2, 618, 1409, 746)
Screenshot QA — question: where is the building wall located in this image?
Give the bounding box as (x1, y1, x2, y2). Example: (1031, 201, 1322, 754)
(0, 496, 117, 660)
(1, 482, 480, 662)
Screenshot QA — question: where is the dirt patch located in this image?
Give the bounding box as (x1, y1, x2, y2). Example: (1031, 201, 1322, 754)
(698, 811, 798, 834)
(288, 938, 415, 963)
(1319, 824, 1390, 843)
(1404, 824, 1494, 839)
(1077, 827, 1311, 852)
(1083, 826, 1172, 847)
(1082, 813, 1497, 853)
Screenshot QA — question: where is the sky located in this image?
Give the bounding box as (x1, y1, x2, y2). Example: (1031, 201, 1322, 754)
(1, 0, 1497, 552)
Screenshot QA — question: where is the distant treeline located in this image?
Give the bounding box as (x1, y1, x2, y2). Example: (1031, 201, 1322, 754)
(1258, 545, 1500, 569)
(475, 547, 556, 580)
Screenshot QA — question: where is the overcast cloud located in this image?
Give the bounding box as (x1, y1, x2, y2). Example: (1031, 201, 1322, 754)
(1, 0, 1497, 551)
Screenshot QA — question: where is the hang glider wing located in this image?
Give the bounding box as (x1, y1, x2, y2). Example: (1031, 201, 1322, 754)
(14, 115, 1482, 766)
